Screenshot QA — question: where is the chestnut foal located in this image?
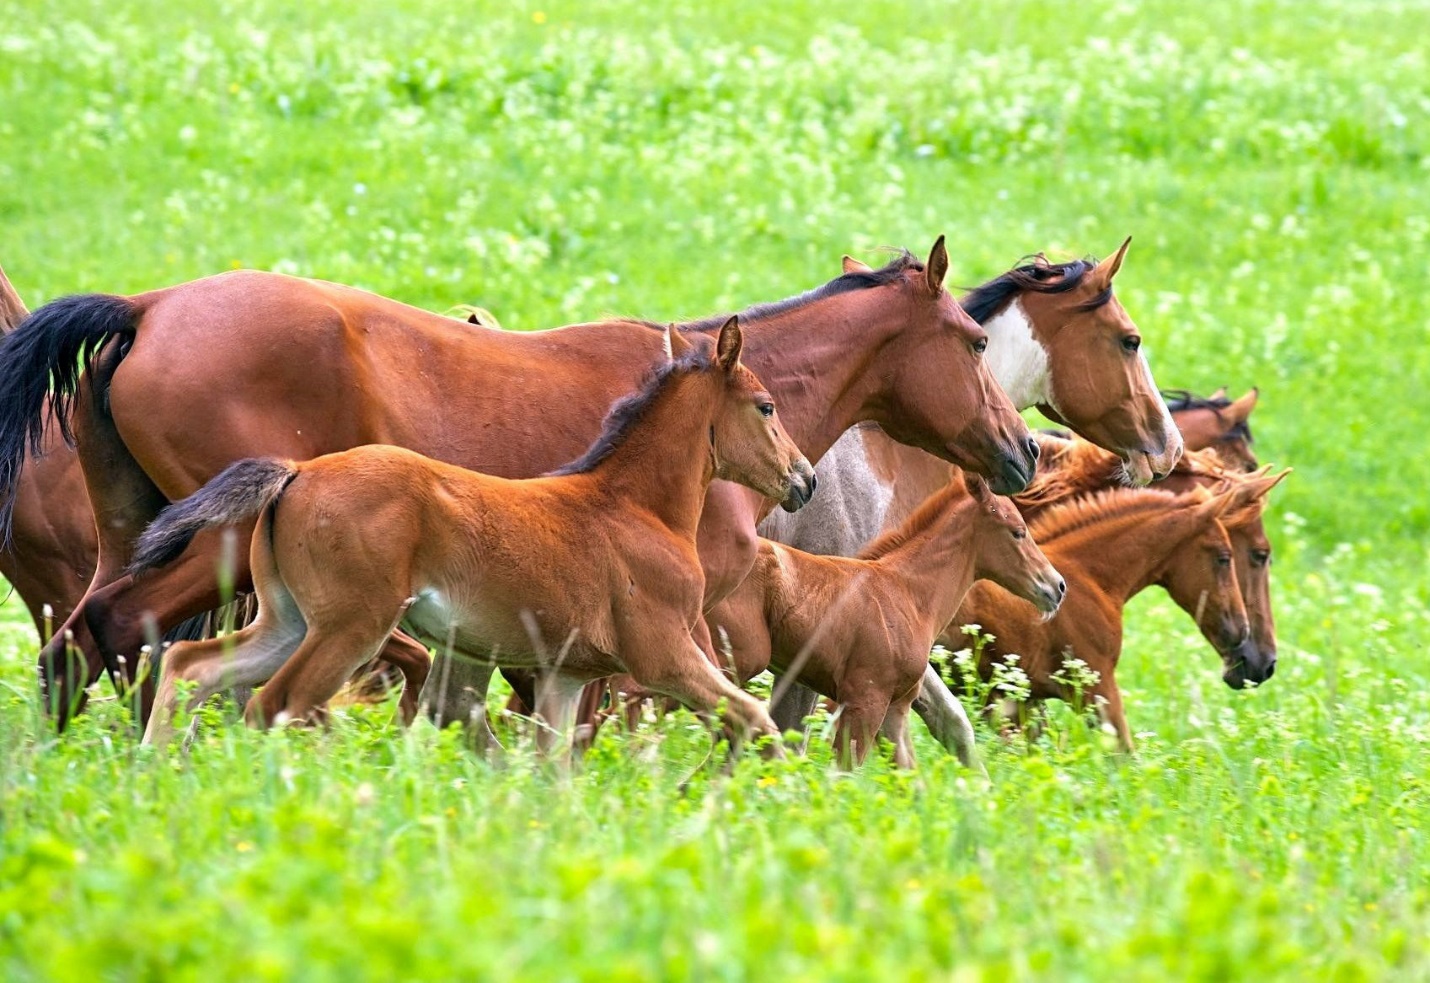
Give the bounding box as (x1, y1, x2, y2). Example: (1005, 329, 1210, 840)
(942, 473, 1284, 750)
(712, 473, 1064, 768)
(134, 318, 813, 753)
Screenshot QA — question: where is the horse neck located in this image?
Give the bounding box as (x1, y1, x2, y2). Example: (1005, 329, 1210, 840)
(588, 375, 718, 538)
(870, 487, 979, 631)
(737, 288, 904, 463)
(1044, 505, 1202, 603)
(981, 297, 1048, 410)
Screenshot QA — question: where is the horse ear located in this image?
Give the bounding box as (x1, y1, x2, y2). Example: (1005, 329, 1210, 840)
(1209, 385, 1228, 401)
(926, 235, 949, 293)
(1248, 466, 1291, 500)
(1032, 252, 1053, 269)
(0, 262, 30, 333)
(1224, 387, 1259, 425)
(842, 255, 873, 275)
(667, 324, 695, 362)
(715, 316, 743, 373)
(1091, 236, 1132, 289)
(964, 471, 994, 504)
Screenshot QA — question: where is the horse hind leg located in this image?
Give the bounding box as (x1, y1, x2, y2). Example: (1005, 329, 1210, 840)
(39, 348, 175, 725)
(247, 588, 416, 729)
(143, 606, 305, 747)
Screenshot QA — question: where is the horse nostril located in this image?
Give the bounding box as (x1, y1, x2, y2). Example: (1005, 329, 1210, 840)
(1024, 436, 1040, 462)
(1056, 578, 1067, 597)
(807, 471, 818, 497)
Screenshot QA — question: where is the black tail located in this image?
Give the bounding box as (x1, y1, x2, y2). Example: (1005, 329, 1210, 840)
(0, 293, 138, 537)
(128, 459, 299, 576)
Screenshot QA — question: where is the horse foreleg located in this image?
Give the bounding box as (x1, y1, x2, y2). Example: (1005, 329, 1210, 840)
(834, 699, 890, 770)
(1092, 675, 1135, 752)
(533, 671, 591, 761)
(909, 662, 985, 775)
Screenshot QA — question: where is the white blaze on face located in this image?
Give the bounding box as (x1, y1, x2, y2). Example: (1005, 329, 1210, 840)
(982, 299, 1053, 413)
(1136, 347, 1182, 464)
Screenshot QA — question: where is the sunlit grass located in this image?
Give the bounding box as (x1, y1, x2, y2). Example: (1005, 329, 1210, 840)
(2, 0, 1429, 977)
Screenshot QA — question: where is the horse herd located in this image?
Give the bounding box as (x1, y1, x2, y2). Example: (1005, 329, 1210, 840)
(0, 236, 1287, 769)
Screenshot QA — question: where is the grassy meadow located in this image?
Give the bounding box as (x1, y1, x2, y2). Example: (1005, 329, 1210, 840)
(3, 0, 1429, 977)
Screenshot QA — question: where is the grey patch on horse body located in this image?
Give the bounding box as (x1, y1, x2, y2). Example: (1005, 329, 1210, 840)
(757, 426, 892, 558)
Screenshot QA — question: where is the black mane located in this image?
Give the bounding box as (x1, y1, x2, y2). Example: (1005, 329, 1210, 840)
(548, 345, 714, 476)
(1162, 389, 1255, 444)
(960, 257, 1110, 325)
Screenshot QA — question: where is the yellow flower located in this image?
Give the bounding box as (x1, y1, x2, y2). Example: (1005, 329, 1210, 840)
(757, 775, 777, 788)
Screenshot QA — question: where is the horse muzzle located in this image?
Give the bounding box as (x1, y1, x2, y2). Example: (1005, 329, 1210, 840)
(1032, 571, 1067, 618)
(989, 436, 1039, 495)
(1223, 638, 1275, 689)
(779, 460, 817, 513)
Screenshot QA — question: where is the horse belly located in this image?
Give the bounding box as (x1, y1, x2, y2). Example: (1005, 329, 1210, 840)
(405, 586, 617, 677)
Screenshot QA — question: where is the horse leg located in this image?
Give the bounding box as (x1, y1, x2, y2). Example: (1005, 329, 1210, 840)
(36, 351, 171, 725)
(834, 698, 890, 769)
(878, 696, 919, 770)
(570, 678, 609, 754)
(429, 658, 522, 733)
(624, 632, 782, 758)
(245, 608, 404, 729)
(533, 671, 591, 760)
(144, 615, 306, 747)
(1092, 675, 1135, 752)
(376, 632, 431, 725)
(909, 663, 985, 773)
(769, 684, 821, 740)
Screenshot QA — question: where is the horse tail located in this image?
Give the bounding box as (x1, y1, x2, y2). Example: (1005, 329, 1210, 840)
(0, 292, 139, 538)
(128, 459, 300, 576)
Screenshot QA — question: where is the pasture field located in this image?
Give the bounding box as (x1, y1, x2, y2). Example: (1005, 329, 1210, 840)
(3, 0, 1430, 978)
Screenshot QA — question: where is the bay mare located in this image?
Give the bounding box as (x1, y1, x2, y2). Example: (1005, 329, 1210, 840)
(135, 319, 812, 753)
(751, 241, 1186, 744)
(0, 239, 1039, 728)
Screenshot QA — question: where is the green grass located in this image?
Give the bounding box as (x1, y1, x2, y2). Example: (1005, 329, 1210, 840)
(3, 0, 1429, 977)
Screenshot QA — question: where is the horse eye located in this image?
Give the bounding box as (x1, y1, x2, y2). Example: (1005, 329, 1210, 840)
(1216, 553, 1232, 568)
(973, 338, 988, 355)
(1012, 528, 1026, 541)
(1122, 336, 1141, 353)
(1251, 550, 1271, 566)
(757, 402, 775, 418)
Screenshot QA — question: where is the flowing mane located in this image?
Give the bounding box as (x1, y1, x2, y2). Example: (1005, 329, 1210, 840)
(618, 251, 924, 334)
(1028, 487, 1191, 544)
(960, 256, 1111, 325)
(547, 345, 713, 476)
(1014, 435, 1125, 512)
(856, 481, 970, 560)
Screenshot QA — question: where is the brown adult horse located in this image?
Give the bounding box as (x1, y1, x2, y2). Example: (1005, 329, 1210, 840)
(758, 242, 1184, 735)
(0, 266, 95, 635)
(0, 239, 1036, 727)
(941, 474, 1283, 750)
(134, 319, 810, 752)
(713, 472, 1063, 768)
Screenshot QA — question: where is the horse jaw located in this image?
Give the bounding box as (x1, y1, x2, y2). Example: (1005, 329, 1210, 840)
(982, 299, 1052, 413)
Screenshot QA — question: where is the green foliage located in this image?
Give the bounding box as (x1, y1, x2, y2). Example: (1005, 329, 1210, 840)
(3, 0, 1429, 977)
